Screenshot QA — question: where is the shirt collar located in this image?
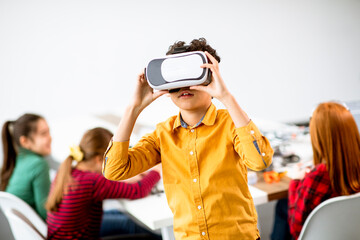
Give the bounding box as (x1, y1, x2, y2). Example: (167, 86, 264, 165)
(173, 103, 217, 130)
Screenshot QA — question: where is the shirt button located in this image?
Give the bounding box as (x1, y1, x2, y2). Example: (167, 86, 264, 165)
(193, 179, 197, 182)
(190, 151, 194, 155)
(262, 152, 265, 156)
(198, 205, 201, 210)
(250, 130, 255, 135)
(202, 232, 206, 236)
(191, 129, 194, 132)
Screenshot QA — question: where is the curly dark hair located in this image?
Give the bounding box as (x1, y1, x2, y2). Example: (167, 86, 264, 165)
(166, 38, 221, 63)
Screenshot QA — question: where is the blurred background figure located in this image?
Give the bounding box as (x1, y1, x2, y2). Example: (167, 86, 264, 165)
(1, 113, 51, 220)
(46, 127, 162, 239)
(271, 102, 360, 240)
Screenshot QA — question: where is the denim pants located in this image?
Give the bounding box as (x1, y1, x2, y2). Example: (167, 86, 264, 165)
(271, 198, 292, 240)
(100, 209, 162, 239)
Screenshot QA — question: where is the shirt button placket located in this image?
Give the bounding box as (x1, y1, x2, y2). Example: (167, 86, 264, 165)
(189, 127, 208, 239)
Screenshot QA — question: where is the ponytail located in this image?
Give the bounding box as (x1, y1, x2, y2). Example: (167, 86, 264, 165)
(45, 156, 73, 212)
(45, 127, 113, 212)
(1, 121, 17, 191)
(1, 114, 43, 191)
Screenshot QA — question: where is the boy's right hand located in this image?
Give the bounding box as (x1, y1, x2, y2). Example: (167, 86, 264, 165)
(113, 71, 168, 142)
(131, 70, 168, 113)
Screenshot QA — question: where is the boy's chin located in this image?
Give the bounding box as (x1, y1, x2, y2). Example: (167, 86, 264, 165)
(174, 102, 208, 111)
(170, 95, 212, 111)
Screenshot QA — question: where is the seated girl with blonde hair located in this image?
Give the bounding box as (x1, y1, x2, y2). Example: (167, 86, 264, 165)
(46, 127, 162, 239)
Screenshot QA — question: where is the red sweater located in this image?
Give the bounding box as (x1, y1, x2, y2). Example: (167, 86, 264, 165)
(47, 169, 160, 239)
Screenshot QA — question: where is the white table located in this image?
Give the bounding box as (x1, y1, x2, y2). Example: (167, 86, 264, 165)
(104, 185, 268, 240)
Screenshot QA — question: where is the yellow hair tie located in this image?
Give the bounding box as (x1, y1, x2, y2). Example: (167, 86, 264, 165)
(69, 145, 84, 162)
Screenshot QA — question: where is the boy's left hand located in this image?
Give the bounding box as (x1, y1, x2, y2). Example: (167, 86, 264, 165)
(190, 51, 230, 102)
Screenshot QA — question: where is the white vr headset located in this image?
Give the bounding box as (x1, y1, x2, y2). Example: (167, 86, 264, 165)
(145, 51, 211, 91)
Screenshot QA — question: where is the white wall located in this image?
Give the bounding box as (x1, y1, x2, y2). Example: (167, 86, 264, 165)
(0, 0, 359, 146)
(1, 0, 360, 125)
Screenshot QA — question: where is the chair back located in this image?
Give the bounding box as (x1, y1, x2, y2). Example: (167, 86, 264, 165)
(298, 192, 360, 240)
(0, 191, 47, 240)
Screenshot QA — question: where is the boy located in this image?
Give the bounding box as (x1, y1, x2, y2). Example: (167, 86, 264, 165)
(103, 38, 273, 240)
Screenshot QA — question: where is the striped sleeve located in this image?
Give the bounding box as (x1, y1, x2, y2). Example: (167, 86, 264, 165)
(92, 170, 160, 202)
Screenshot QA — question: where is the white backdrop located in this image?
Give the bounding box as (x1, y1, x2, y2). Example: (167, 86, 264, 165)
(1, 0, 360, 124)
(0, 0, 359, 143)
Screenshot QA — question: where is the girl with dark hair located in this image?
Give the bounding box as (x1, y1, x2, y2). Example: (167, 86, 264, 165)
(46, 127, 162, 239)
(1, 113, 51, 220)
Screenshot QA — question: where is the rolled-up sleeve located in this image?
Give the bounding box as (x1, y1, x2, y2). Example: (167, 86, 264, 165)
(234, 120, 273, 171)
(103, 132, 161, 181)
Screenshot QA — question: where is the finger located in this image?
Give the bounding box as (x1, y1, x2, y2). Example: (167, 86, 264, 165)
(138, 73, 146, 83)
(204, 51, 218, 66)
(201, 63, 213, 68)
(201, 64, 216, 73)
(189, 85, 207, 92)
(138, 69, 145, 77)
(138, 73, 144, 80)
(137, 73, 142, 80)
(153, 90, 168, 99)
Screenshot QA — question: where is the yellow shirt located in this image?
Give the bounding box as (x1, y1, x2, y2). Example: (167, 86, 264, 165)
(103, 104, 273, 240)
